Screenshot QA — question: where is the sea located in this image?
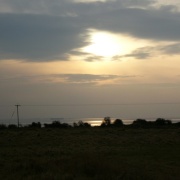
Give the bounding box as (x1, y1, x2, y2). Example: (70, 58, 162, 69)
(0, 117, 180, 127)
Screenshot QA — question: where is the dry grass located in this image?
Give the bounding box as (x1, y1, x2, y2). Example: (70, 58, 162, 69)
(0, 128, 180, 179)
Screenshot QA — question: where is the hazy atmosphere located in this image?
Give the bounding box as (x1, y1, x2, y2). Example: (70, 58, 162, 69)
(1, 0, 180, 122)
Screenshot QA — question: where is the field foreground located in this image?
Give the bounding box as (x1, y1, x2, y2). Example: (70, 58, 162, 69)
(0, 128, 180, 180)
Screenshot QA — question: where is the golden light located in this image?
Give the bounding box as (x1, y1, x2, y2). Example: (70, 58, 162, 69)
(82, 29, 147, 58)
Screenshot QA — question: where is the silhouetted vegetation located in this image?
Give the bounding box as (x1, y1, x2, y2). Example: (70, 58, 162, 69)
(101, 116, 111, 127)
(132, 119, 148, 128)
(0, 124, 6, 130)
(130, 118, 175, 129)
(44, 121, 71, 128)
(73, 120, 91, 128)
(155, 118, 172, 126)
(175, 122, 180, 127)
(8, 124, 17, 129)
(113, 119, 124, 127)
(28, 122, 41, 128)
(0, 117, 180, 130)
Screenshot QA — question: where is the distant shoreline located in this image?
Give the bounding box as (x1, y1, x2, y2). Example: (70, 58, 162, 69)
(0, 117, 180, 126)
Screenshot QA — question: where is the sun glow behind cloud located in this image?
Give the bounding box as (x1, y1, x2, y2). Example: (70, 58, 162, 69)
(82, 29, 148, 58)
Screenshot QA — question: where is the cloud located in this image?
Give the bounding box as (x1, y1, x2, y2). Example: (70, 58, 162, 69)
(120, 46, 155, 60)
(83, 55, 104, 62)
(70, 50, 104, 62)
(1, 73, 137, 85)
(113, 42, 180, 60)
(1, 0, 180, 62)
(0, 13, 89, 61)
(91, 7, 180, 41)
(0, 0, 70, 15)
(52, 74, 121, 85)
(51, 74, 139, 86)
(160, 43, 180, 55)
(0, 0, 155, 15)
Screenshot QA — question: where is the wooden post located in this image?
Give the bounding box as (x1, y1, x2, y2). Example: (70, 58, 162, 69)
(15, 105, 20, 127)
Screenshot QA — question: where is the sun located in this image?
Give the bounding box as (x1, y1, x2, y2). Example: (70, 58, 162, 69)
(82, 29, 144, 58)
(83, 31, 121, 57)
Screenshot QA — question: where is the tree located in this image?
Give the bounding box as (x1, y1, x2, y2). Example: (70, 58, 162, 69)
(30, 122, 41, 128)
(113, 119, 123, 127)
(44, 121, 61, 128)
(74, 121, 91, 128)
(132, 119, 148, 128)
(52, 121, 61, 127)
(155, 118, 172, 126)
(101, 117, 111, 126)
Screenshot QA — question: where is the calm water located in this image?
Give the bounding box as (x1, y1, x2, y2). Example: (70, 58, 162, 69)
(0, 117, 180, 126)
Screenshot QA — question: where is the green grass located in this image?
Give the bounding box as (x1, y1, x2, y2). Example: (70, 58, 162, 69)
(0, 128, 180, 179)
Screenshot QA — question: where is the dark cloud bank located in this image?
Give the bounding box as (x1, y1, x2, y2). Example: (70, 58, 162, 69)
(0, 0, 180, 61)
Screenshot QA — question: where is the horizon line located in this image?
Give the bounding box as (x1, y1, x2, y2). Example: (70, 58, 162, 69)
(1, 102, 180, 107)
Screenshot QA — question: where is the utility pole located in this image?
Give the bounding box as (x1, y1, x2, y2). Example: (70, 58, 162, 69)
(15, 104, 20, 127)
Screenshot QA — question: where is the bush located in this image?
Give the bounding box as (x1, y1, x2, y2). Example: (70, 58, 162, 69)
(29, 122, 41, 128)
(0, 124, 7, 130)
(44, 121, 71, 128)
(113, 119, 123, 127)
(73, 121, 91, 128)
(155, 118, 172, 126)
(8, 124, 17, 129)
(132, 119, 148, 128)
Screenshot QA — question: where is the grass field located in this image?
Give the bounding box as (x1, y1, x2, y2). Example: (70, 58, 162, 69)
(0, 127, 180, 179)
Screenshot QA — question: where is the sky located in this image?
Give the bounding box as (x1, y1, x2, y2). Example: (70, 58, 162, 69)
(1, 0, 180, 122)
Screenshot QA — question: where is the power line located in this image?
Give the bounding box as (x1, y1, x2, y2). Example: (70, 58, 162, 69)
(0, 102, 180, 107)
(18, 103, 180, 106)
(0, 105, 15, 107)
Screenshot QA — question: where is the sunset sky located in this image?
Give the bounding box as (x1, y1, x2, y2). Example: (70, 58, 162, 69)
(1, 0, 180, 121)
